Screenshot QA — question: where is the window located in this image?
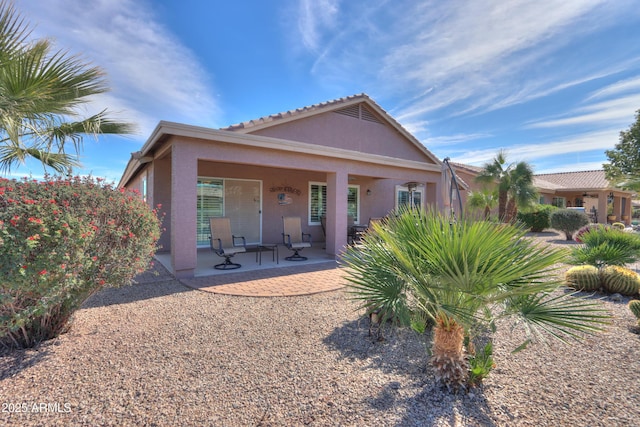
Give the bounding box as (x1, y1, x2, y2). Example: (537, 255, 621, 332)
(395, 185, 424, 209)
(197, 178, 224, 245)
(347, 186, 360, 222)
(141, 172, 147, 203)
(309, 182, 326, 224)
(197, 177, 262, 246)
(309, 182, 359, 225)
(552, 197, 566, 208)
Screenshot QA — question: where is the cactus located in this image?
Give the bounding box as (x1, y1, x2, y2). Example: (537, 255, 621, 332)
(601, 266, 640, 296)
(629, 300, 640, 325)
(565, 265, 601, 291)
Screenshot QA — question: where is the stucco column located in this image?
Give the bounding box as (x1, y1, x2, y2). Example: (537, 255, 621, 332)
(326, 171, 348, 257)
(597, 192, 608, 224)
(171, 144, 198, 278)
(623, 196, 631, 224)
(154, 157, 171, 252)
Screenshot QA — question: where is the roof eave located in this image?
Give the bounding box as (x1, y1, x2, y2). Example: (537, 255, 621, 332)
(118, 121, 442, 188)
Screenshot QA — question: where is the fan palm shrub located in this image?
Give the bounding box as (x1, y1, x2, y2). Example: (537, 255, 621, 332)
(570, 226, 640, 268)
(467, 189, 497, 221)
(342, 206, 609, 390)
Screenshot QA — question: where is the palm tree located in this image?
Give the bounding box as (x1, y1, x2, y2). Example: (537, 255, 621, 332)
(504, 161, 537, 222)
(467, 189, 498, 220)
(0, 1, 134, 173)
(475, 150, 538, 222)
(342, 206, 609, 390)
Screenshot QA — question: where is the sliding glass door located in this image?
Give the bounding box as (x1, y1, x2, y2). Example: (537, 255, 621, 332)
(197, 178, 262, 246)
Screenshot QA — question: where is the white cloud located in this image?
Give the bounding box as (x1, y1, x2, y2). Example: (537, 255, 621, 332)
(292, 0, 638, 122)
(17, 0, 220, 138)
(296, 0, 340, 52)
(587, 75, 640, 101)
(420, 133, 493, 147)
(451, 129, 619, 167)
(385, 0, 614, 120)
(527, 94, 640, 129)
(536, 161, 607, 174)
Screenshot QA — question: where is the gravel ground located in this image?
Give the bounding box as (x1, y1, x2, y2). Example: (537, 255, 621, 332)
(1, 231, 640, 426)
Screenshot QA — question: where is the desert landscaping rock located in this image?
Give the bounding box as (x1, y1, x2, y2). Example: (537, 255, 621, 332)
(1, 232, 640, 426)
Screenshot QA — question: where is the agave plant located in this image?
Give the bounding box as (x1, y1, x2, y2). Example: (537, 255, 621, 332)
(342, 206, 609, 390)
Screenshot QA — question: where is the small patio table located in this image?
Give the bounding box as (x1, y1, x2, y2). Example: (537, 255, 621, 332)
(256, 243, 278, 265)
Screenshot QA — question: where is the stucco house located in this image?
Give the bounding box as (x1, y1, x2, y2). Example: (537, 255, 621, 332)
(534, 170, 634, 224)
(453, 163, 635, 225)
(118, 94, 452, 278)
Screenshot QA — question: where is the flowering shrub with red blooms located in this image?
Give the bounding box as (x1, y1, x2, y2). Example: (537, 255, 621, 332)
(0, 175, 162, 348)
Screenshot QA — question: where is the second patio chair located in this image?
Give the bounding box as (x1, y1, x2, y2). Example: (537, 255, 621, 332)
(282, 216, 312, 261)
(209, 217, 247, 270)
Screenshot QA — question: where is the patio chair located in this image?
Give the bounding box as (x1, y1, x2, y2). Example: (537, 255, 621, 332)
(282, 216, 312, 261)
(351, 217, 384, 244)
(209, 217, 246, 270)
(347, 215, 358, 244)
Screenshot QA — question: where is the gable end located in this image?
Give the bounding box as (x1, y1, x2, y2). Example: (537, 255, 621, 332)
(334, 104, 383, 125)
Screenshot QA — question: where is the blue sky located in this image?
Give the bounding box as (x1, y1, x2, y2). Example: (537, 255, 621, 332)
(9, 0, 640, 183)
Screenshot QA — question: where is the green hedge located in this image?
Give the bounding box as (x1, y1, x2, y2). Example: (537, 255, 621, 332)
(516, 205, 557, 232)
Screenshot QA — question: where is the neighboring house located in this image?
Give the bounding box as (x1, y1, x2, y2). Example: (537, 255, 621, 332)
(118, 94, 450, 278)
(453, 164, 635, 225)
(534, 170, 634, 225)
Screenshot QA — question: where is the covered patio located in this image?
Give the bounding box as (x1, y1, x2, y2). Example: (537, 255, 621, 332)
(155, 245, 336, 278)
(154, 246, 346, 297)
(119, 95, 448, 279)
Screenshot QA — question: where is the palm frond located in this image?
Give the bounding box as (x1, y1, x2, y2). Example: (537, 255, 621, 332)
(0, 1, 136, 174)
(507, 292, 610, 343)
(0, 144, 79, 173)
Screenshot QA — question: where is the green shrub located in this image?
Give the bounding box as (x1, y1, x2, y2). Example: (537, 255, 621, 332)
(516, 205, 556, 232)
(467, 341, 495, 387)
(565, 265, 601, 292)
(550, 209, 590, 241)
(0, 175, 162, 348)
(600, 266, 640, 296)
(575, 224, 609, 243)
(628, 300, 640, 325)
(571, 227, 640, 268)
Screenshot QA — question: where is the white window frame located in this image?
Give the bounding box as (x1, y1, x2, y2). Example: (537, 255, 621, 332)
(141, 171, 147, 203)
(308, 182, 360, 225)
(395, 184, 425, 210)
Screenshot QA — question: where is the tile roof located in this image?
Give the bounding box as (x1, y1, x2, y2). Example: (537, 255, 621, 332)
(449, 162, 482, 174)
(221, 94, 372, 132)
(533, 170, 610, 190)
(452, 163, 619, 192)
